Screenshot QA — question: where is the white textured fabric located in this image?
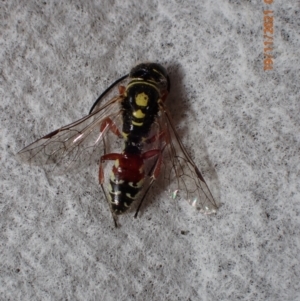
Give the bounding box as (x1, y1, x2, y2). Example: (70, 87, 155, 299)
(1, 1, 299, 300)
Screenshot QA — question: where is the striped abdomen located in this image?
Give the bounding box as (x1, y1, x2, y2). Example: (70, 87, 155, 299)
(108, 153, 145, 215)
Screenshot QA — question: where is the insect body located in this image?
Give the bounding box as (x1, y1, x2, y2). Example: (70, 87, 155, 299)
(103, 64, 169, 215)
(17, 62, 218, 226)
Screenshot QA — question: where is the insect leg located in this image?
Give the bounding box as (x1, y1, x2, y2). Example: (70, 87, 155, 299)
(134, 124, 171, 218)
(100, 117, 122, 138)
(118, 85, 126, 95)
(134, 147, 165, 218)
(143, 148, 165, 179)
(162, 91, 169, 100)
(144, 131, 166, 145)
(99, 153, 122, 184)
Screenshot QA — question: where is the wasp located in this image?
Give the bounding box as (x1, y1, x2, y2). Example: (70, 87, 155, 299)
(17, 63, 218, 226)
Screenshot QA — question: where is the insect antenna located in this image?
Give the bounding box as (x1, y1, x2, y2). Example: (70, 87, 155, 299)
(89, 74, 129, 114)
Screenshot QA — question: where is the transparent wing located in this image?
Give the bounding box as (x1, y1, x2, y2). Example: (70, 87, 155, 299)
(17, 96, 124, 174)
(158, 104, 219, 214)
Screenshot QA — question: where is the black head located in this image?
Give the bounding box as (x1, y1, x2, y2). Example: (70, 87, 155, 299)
(129, 63, 170, 92)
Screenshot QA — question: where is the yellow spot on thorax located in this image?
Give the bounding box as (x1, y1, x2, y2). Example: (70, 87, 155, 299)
(133, 109, 145, 119)
(135, 92, 149, 107)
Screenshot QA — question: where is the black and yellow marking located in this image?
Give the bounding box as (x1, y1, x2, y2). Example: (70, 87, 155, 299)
(109, 178, 144, 214)
(104, 63, 170, 215)
(135, 92, 149, 107)
(121, 81, 160, 146)
(133, 109, 145, 119)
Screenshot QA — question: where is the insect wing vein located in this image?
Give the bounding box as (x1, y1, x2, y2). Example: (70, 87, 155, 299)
(159, 105, 218, 214)
(17, 96, 123, 174)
